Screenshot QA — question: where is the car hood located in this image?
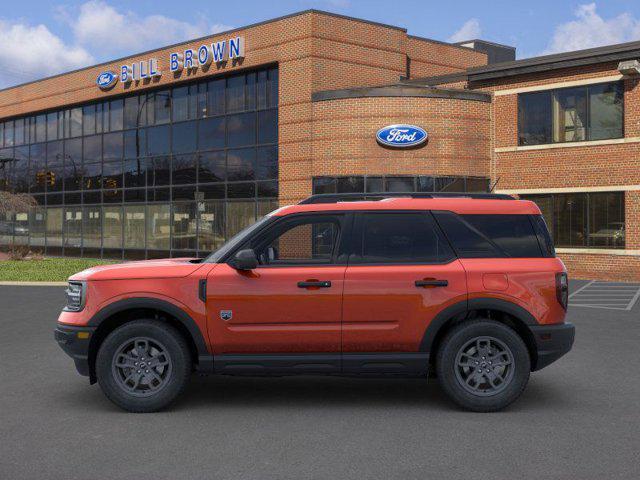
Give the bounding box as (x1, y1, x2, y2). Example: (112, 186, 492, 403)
(69, 258, 204, 281)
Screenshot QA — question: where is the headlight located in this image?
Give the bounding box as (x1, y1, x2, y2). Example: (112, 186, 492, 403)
(64, 281, 86, 312)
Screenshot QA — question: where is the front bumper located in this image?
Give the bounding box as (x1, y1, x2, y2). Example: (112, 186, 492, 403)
(54, 324, 96, 377)
(530, 322, 575, 371)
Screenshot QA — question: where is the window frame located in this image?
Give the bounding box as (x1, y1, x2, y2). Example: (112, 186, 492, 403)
(349, 210, 457, 266)
(517, 81, 624, 146)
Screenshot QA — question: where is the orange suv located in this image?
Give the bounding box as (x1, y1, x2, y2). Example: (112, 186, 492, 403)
(55, 193, 574, 412)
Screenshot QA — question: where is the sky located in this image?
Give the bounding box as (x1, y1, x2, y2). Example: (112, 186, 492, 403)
(1, 0, 640, 88)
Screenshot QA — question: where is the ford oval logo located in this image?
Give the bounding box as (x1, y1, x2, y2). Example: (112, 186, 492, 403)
(96, 71, 118, 90)
(376, 124, 428, 148)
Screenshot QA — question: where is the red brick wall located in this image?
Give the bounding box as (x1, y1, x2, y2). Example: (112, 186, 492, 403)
(406, 37, 487, 79)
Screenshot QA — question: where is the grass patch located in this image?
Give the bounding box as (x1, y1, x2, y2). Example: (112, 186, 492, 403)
(0, 257, 120, 282)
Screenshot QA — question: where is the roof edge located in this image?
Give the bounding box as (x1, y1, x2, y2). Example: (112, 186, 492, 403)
(312, 84, 490, 102)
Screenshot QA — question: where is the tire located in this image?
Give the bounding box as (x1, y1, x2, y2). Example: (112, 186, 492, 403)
(96, 320, 192, 413)
(436, 320, 530, 412)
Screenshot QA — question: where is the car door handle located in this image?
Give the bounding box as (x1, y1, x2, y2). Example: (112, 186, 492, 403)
(297, 280, 332, 288)
(415, 279, 448, 288)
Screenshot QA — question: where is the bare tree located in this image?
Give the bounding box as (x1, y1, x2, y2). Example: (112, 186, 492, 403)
(0, 191, 37, 216)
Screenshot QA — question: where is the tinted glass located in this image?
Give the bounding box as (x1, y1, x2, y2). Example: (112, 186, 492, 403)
(198, 117, 225, 150)
(589, 83, 623, 141)
(518, 91, 552, 145)
(147, 125, 170, 155)
(172, 121, 197, 154)
(198, 151, 225, 183)
(357, 212, 453, 264)
(553, 87, 587, 142)
(227, 112, 255, 147)
(462, 214, 543, 257)
(433, 211, 501, 258)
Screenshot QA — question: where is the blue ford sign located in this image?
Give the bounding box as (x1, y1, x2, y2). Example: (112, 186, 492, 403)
(96, 71, 118, 90)
(376, 124, 428, 148)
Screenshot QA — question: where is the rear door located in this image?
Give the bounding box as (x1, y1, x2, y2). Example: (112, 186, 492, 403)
(341, 211, 467, 373)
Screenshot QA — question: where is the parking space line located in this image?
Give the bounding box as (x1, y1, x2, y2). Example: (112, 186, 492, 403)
(569, 281, 640, 311)
(569, 280, 595, 298)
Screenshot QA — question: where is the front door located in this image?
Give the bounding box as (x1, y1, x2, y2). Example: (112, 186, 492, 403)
(206, 213, 348, 368)
(341, 211, 467, 373)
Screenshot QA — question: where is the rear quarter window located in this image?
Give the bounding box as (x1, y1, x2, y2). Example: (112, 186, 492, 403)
(434, 212, 547, 258)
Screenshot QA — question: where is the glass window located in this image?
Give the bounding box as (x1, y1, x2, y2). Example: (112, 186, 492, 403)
(518, 91, 552, 145)
(198, 151, 225, 183)
(83, 206, 101, 248)
(246, 72, 256, 110)
(172, 202, 197, 250)
(257, 180, 278, 198)
(83, 134, 102, 163)
(69, 108, 83, 138)
(227, 112, 256, 147)
(5, 121, 14, 146)
(172, 154, 197, 185)
(257, 70, 268, 110)
(226, 75, 245, 113)
(147, 204, 170, 250)
(109, 99, 124, 131)
(256, 145, 277, 180)
(519, 82, 623, 145)
(102, 160, 123, 190)
(522, 192, 624, 249)
(46, 141, 63, 193)
(553, 87, 587, 143)
(461, 215, 543, 257)
(357, 212, 453, 264)
(172, 86, 189, 122)
(82, 161, 102, 191)
(433, 211, 501, 258)
(435, 177, 465, 192)
(124, 128, 145, 158)
(227, 148, 255, 181)
(46, 207, 63, 247)
(28, 144, 46, 193)
(124, 96, 139, 129)
(64, 206, 83, 249)
(207, 79, 225, 116)
(198, 117, 225, 150)
(124, 205, 145, 249)
(36, 115, 47, 143)
(385, 177, 413, 192)
(268, 67, 279, 108)
(589, 83, 623, 141)
(0, 212, 13, 246)
(103, 132, 123, 160)
(172, 121, 197, 154)
(154, 91, 171, 124)
(123, 158, 146, 188)
(198, 200, 225, 251)
(29, 207, 46, 247)
(103, 206, 123, 249)
(257, 109, 277, 144)
(95, 103, 104, 134)
(337, 176, 364, 193)
(147, 156, 170, 186)
(13, 146, 29, 193)
(313, 177, 336, 194)
(147, 125, 170, 155)
(227, 182, 255, 198)
(14, 118, 26, 145)
(83, 106, 96, 136)
(226, 201, 255, 237)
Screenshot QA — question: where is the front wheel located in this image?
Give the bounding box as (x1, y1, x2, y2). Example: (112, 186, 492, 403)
(436, 320, 530, 412)
(96, 320, 192, 412)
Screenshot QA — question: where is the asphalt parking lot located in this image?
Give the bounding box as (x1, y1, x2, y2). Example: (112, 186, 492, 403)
(1, 281, 639, 480)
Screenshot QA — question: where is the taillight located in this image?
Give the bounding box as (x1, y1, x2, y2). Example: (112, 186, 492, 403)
(556, 272, 568, 310)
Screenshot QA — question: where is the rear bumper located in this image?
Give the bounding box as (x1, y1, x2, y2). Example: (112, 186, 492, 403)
(530, 322, 575, 371)
(54, 324, 96, 377)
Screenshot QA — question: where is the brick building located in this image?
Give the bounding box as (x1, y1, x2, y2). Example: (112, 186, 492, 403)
(0, 10, 638, 280)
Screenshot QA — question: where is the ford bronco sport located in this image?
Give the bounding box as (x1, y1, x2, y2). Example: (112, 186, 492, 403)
(55, 193, 575, 412)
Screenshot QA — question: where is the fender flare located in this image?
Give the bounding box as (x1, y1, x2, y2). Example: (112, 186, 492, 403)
(87, 297, 210, 359)
(419, 297, 537, 353)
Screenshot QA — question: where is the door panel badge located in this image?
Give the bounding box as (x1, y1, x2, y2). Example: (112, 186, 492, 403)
(220, 310, 233, 321)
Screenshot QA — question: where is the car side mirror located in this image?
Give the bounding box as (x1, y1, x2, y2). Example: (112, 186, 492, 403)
(229, 249, 258, 271)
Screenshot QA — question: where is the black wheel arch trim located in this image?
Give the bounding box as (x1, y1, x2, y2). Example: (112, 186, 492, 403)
(87, 297, 210, 357)
(419, 297, 538, 353)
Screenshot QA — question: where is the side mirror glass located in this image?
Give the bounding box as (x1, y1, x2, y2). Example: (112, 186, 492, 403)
(229, 249, 258, 271)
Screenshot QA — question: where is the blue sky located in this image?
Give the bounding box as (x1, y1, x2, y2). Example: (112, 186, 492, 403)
(1, 0, 640, 88)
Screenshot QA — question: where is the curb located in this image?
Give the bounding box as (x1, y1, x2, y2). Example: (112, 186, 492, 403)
(0, 281, 68, 286)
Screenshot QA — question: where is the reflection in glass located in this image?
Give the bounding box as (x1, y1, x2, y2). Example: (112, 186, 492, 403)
(172, 202, 197, 250)
(147, 204, 170, 249)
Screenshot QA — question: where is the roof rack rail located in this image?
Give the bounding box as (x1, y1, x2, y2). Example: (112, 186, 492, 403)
(299, 192, 514, 204)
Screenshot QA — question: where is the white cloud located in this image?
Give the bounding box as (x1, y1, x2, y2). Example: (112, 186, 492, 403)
(448, 18, 481, 43)
(68, 1, 232, 57)
(543, 3, 640, 54)
(0, 20, 93, 88)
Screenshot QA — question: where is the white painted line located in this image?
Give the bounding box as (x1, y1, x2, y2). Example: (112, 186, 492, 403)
(626, 286, 640, 311)
(568, 280, 595, 299)
(571, 305, 628, 311)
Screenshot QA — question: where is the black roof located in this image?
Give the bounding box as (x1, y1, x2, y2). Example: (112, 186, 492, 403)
(299, 192, 513, 204)
(466, 39, 640, 81)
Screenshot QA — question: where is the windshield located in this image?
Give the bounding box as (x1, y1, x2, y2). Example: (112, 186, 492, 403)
(204, 215, 274, 263)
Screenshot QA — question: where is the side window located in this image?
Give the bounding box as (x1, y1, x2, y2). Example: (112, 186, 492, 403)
(434, 212, 545, 258)
(252, 216, 341, 265)
(354, 212, 454, 264)
(462, 214, 543, 257)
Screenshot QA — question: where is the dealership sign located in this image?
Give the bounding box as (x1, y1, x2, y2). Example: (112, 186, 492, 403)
(376, 124, 428, 148)
(96, 71, 118, 90)
(96, 36, 245, 89)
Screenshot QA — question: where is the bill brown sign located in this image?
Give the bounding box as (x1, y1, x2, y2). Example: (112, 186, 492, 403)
(97, 36, 245, 89)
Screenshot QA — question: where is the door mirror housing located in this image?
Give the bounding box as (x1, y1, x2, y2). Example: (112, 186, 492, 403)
(229, 249, 259, 271)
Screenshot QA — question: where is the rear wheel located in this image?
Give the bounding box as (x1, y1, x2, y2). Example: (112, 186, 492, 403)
(96, 320, 192, 412)
(436, 320, 530, 412)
